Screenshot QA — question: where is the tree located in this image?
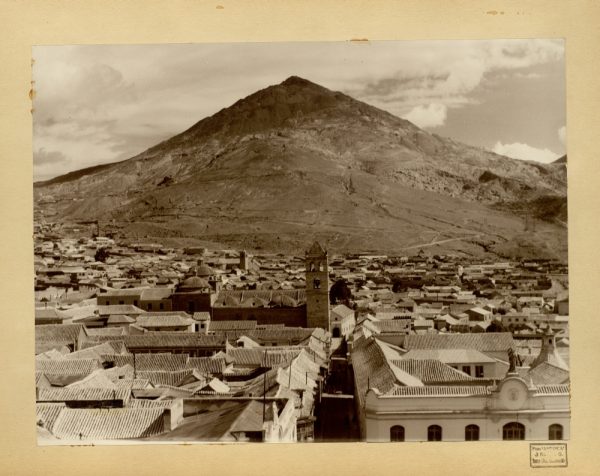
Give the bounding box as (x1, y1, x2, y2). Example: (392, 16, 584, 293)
(95, 247, 109, 263)
(329, 279, 352, 305)
(126, 268, 141, 279)
(486, 320, 506, 333)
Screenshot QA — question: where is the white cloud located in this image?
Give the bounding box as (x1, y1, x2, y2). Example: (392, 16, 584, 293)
(353, 39, 563, 117)
(558, 125, 566, 146)
(403, 103, 447, 128)
(493, 141, 560, 164)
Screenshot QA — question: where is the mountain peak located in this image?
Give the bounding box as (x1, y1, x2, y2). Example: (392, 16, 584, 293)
(280, 75, 317, 87)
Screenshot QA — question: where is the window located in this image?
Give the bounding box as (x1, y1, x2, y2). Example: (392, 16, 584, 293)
(548, 424, 563, 440)
(465, 424, 479, 441)
(105, 300, 110, 305)
(119, 300, 124, 305)
(159, 302, 164, 310)
(313, 278, 321, 289)
(462, 366, 471, 376)
(390, 425, 405, 442)
(133, 300, 138, 307)
(147, 303, 153, 311)
(427, 425, 442, 441)
(475, 365, 484, 378)
(503, 422, 525, 440)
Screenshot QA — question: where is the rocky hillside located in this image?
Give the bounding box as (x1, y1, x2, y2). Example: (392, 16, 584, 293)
(34, 76, 567, 259)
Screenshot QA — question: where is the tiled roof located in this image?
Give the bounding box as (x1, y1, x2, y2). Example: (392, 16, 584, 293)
(103, 364, 135, 381)
(208, 320, 258, 331)
(130, 399, 175, 409)
(113, 379, 151, 390)
(276, 351, 321, 391)
(186, 357, 227, 374)
(245, 328, 315, 345)
(136, 314, 195, 328)
(214, 289, 306, 307)
(239, 368, 281, 397)
(143, 385, 195, 397)
(351, 336, 422, 408)
(403, 333, 514, 352)
(136, 369, 194, 387)
(226, 348, 301, 367)
(390, 359, 476, 384)
(152, 399, 262, 441)
(518, 363, 570, 386)
(36, 349, 68, 361)
(331, 304, 354, 320)
(192, 312, 211, 321)
(144, 311, 191, 318)
(65, 370, 118, 390)
(87, 333, 225, 349)
(36, 403, 66, 430)
(35, 358, 101, 376)
(82, 341, 127, 355)
(101, 288, 148, 297)
(35, 371, 48, 386)
(51, 407, 165, 440)
(371, 320, 411, 333)
(107, 315, 136, 324)
(35, 308, 68, 320)
(86, 327, 126, 337)
(534, 384, 570, 396)
(384, 385, 491, 397)
(64, 342, 122, 360)
(37, 387, 130, 403)
(375, 312, 411, 321)
(35, 324, 86, 347)
(108, 353, 189, 371)
(97, 304, 146, 316)
(401, 348, 497, 364)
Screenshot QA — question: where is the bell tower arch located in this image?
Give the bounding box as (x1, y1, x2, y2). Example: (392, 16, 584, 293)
(305, 241, 330, 330)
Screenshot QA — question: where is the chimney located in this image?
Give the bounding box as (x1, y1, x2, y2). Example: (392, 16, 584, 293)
(162, 399, 184, 432)
(163, 409, 174, 432)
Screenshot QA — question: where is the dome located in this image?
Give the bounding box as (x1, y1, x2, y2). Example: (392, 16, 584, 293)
(180, 276, 210, 290)
(196, 263, 214, 277)
(270, 293, 298, 307)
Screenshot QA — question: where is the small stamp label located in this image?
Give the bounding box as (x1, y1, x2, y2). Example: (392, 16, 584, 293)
(530, 443, 568, 468)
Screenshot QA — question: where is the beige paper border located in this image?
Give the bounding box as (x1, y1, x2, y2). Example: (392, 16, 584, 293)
(1, 0, 599, 474)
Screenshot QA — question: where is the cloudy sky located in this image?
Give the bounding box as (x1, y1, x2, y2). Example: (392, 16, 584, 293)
(32, 40, 565, 181)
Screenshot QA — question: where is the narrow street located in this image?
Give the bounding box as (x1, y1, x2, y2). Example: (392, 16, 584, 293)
(314, 339, 360, 442)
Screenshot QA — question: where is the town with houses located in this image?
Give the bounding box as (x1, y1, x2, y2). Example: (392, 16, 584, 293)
(34, 220, 570, 443)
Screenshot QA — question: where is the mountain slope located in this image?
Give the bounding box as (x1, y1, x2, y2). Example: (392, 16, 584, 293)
(34, 76, 567, 259)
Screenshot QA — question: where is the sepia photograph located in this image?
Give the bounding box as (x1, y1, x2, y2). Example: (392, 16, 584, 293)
(32, 40, 569, 444)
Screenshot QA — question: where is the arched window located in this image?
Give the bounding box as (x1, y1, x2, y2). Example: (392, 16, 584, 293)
(309, 263, 316, 272)
(465, 424, 480, 441)
(427, 425, 442, 441)
(390, 425, 405, 442)
(548, 424, 563, 440)
(503, 422, 525, 440)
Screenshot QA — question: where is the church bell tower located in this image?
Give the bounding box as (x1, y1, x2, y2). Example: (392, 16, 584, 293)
(305, 241, 330, 331)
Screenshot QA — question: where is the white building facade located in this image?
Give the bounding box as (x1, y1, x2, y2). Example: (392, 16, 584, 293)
(364, 373, 569, 442)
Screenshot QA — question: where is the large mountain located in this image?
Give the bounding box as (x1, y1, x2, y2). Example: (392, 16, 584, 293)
(34, 76, 568, 259)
